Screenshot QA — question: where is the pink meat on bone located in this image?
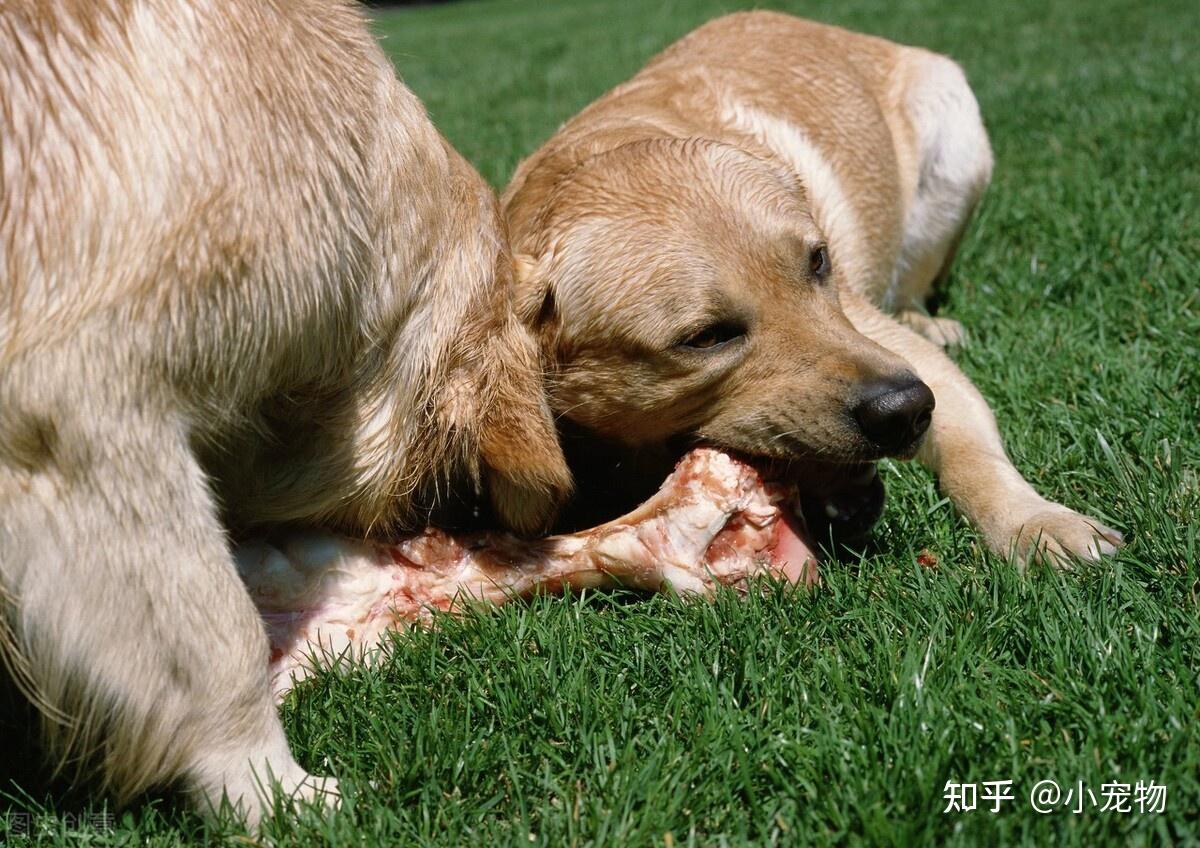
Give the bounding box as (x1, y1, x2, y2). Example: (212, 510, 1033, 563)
(235, 447, 817, 697)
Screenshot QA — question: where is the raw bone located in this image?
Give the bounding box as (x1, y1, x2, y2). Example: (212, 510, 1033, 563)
(235, 448, 814, 697)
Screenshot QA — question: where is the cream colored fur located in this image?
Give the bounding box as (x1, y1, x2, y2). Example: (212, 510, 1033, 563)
(503, 11, 1121, 565)
(0, 0, 569, 824)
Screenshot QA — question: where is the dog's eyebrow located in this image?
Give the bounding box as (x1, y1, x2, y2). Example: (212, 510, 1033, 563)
(778, 232, 818, 271)
(673, 293, 746, 335)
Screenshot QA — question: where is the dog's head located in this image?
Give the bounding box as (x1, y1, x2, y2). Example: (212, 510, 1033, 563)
(511, 138, 932, 468)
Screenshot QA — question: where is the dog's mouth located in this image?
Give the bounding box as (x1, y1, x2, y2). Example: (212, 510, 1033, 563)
(553, 430, 887, 577)
(719, 452, 885, 582)
(756, 455, 886, 552)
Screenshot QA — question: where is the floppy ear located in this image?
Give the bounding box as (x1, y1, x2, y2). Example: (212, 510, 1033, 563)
(512, 252, 555, 326)
(476, 315, 572, 536)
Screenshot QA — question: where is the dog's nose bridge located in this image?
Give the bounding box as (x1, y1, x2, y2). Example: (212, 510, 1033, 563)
(791, 312, 913, 383)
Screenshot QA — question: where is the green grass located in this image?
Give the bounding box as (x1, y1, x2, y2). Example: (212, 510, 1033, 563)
(4, 0, 1199, 844)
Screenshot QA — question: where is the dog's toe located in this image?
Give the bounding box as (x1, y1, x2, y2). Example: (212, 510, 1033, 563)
(897, 310, 967, 348)
(928, 316, 967, 348)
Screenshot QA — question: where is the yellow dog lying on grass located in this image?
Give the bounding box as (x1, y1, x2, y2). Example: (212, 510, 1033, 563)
(503, 11, 1123, 565)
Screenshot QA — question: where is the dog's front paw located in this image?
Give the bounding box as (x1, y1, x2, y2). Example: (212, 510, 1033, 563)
(1006, 503, 1124, 567)
(232, 770, 340, 829)
(191, 744, 342, 828)
(289, 773, 341, 810)
(927, 316, 967, 348)
(897, 310, 967, 348)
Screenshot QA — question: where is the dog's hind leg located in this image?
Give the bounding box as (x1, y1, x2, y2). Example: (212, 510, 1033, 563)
(0, 404, 335, 824)
(841, 290, 1123, 567)
(890, 54, 993, 348)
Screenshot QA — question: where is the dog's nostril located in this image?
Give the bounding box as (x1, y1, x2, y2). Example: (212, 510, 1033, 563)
(852, 375, 935, 454)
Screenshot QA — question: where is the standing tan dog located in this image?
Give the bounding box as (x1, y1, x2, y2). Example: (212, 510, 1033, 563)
(0, 0, 569, 823)
(503, 12, 1121, 562)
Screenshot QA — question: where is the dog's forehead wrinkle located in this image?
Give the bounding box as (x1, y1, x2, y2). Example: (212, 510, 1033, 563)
(540, 155, 812, 320)
(551, 221, 727, 332)
(545, 135, 801, 230)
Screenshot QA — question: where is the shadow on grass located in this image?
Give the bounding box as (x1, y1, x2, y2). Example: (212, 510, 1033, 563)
(0, 672, 208, 838)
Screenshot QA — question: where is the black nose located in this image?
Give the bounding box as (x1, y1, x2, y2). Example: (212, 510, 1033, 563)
(852, 375, 935, 455)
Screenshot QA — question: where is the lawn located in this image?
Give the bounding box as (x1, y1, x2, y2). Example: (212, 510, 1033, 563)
(3, 0, 1198, 844)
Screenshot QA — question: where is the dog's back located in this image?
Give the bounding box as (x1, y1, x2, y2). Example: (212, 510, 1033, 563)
(505, 11, 991, 311)
(4, 1, 368, 356)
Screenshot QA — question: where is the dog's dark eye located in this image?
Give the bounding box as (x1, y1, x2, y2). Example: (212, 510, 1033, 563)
(810, 244, 831, 280)
(678, 321, 744, 351)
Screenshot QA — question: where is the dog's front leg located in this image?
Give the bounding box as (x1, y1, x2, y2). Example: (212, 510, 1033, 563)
(0, 410, 335, 824)
(841, 291, 1122, 566)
